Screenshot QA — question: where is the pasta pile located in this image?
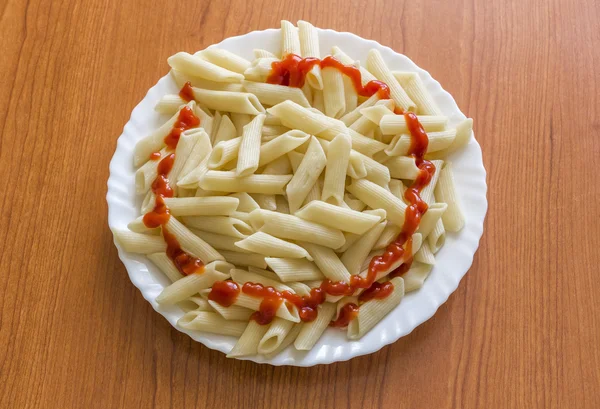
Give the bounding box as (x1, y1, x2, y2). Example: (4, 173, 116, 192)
(114, 20, 473, 358)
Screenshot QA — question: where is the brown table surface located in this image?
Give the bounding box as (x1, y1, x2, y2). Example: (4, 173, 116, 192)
(2, 0, 599, 408)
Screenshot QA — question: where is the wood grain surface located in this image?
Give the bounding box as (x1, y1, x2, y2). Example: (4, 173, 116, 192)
(1, 0, 599, 407)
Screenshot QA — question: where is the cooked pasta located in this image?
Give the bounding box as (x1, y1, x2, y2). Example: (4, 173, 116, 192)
(117, 20, 473, 358)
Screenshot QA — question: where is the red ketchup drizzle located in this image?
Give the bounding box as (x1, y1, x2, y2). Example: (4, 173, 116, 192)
(179, 81, 195, 102)
(164, 105, 200, 149)
(330, 303, 359, 328)
(142, 98, 203, 276)
(208, 281, 240, 307)
(266, 54, 391, 99)
(358, 281, 395, 303)
(149, 151, 161, 161)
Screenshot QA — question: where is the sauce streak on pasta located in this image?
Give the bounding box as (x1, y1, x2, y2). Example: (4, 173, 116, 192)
(179, 81, 195, 102)
(143, 104, 203, 276)
(208, 280, 240, 307)
(149, 151, 161, 160)
(164, 105, 201, 149)
(330, 303, 359, 328)
(358, 281, 395, 302)
(266, 54, 391, 99)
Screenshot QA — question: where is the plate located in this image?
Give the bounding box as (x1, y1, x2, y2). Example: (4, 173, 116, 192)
(107, 27, 487, 366)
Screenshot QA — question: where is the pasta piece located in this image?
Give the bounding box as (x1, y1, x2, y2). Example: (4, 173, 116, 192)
(347, 128, 387, 157)
(265, 258, 325, 282)
(311, 89, 325, 112)
(268, 101, 347, 141)
(155, 94, 186, 115)
(234, 292, 300, 322)
(427, 118, 473, 159)
(297, 20, 323, 90)
(359, 151, 391, 186)
(208, 301, 254, 321)
(147, 252, 184, 282)
(237, 114, 266, 176)
(385, 129, 456, 157)
(285, 136, 327, 212)
(322, 67, 346, 118)
(156, 260, 232, 305)
(178, 129, 212, 183)
(228, 192, 260, 212)
(388, 179, 405, 199)
(392, 71, 442, 116)
(182, 216, 253, 238)
(135, 148, 168, 194)
(342, 75, 358, 116)
(434, 162, 465, 231)
(127, 216, 160, 235)
(258, 318, 295, 355)
(417, 203, 447, 239)
(281, 20, 300, 55)
(189, 229, 250, 253)
(373, 222, 402, 250)
(113, 230, 166, 254)
(178, 295, 212, 312)
(207, 137, 242, 169)
(414, 241, 436, 265)
(230, 113, 252, 136)
(140, 190, 155, 214)
(235, 232, 313, 260)
(170, 69, 245, 92)
(249, 209, 345, 249)
(133, 101, 196, 166)
(341, 93, 380, 126)
(178, 154, 211, 189)
(250, 193, 277, 211)
(385, 156, 421, 180)
(303, 174, 323, 206)
(346, 179, 407, 226)
(242, 80, 310, 107)
(167, 52, 244, 83)
(193, 105, 214, 136)
(366, 49, 415, 112)
(331, 46, 377, 84)
(162, 196, 239, 216)
(243, 57, 279, 82)
(428, 219, 446, 254)
(218, 250, 267, 268)
(264, 324, 302, 358)
(321, 133, 351, 205)
(231, 268, 293, 292)
(258, 130, 310, 167)
(178, 311, 247, 336)
(227, 321, 270, 357)
(295, 201, 383, 235)
(262, 155, 292, 175)
(191, 88, 265, 115)
(199, 171, 292, 195)
(335, 232, 361, 253)
(420, 160, 444, 205)
(316, 138, 367, 180)
(379, 114, 448, 135)
(199, 48, 251, 74)
(403, 262, 434, 293)
(294, 303, 337, 350)
(347, 276, 404, 339)
(344, 193, 367, 212)
(165, 217, 224, 262)
(340, 221, 386, 275)
(212, 114, 237, 145)
(297, 241, 351, 282)
(262, 125, 290, 140)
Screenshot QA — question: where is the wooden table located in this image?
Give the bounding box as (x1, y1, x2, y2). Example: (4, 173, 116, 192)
(2, 0, 599, 407)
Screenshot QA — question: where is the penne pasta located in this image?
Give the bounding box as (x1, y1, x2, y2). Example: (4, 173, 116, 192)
(294, 303, 336, 350)
(147, 252, 184, 282)
(366, 49, 415, 112)
(113, 229, 166, 254)
(379, 114, 448, 135)
(162, 196, 239, 216)
(192, 88, 265, 115)
(347, 179, 407, 227)
(295, 200, 383, 235)
(235, 232, 313, 260)
(265, 257, 325, 282)
(250, 209, 345, 249)
(340, 221, 386, 275)
(200, 48, 251, 74)
(258, 318, 295, 355)
(434, 162, 465, 232)
(297, 241, 351, 282)
(281, 20, 300, 56)
(168, 52, 244, 83)
(321, 133, 351, 205)
(227, 320, 270, 357)
(199, 171, 292, 195)
(285, 136, 327, 212)
(242, 80, 310, 107)
(392, 71, 443, 116)
(237, 114, 266, 176)
(182, 216, 253, 238)
(178, 311, 247, 336)
(219, 250, 268, 269)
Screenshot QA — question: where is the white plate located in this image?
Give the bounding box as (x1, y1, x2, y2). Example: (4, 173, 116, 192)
(107, 28, 487, 366)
